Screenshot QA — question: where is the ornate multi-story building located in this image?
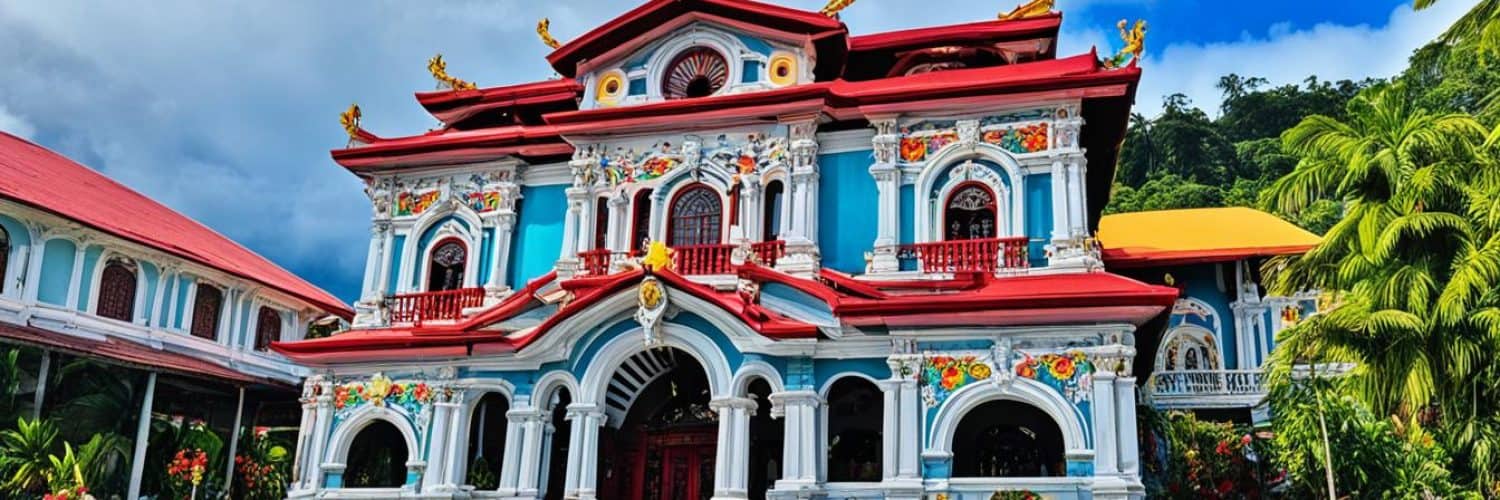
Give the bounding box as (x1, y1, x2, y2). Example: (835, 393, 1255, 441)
(272, 2, 1316, 499)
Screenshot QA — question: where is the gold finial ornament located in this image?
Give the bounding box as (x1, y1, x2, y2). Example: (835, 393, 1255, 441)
(538, 18, 562, 50)
(999, 0, 1054, 21)
(819, 0, 855, 18)
(641, 241, 675, 273)
(1104, 19, 1147, 69)
(427, 54, 477, 91)
(340, 103, 363, 140)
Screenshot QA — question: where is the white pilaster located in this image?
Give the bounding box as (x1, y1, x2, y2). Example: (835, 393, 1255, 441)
(487, 210, 518, 296)
(1116, 376, 1143, 491)
(769, 391, 820, 494)
(497, 408, 527, 495)
(868, 117, 901, 274)
(563, 404, 603, 500)
(21, 227, 47, 304)
(1092, 372, 1119, 475)
(514, 409, 546, 498)
(1050, 160, 1068, 244)
(423, 400, 458, 490)
(712, 397, 755, 500)
(1066, 161, 1086, 237)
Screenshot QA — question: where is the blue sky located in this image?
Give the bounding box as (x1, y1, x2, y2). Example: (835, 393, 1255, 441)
(0, 0, 1475, 304)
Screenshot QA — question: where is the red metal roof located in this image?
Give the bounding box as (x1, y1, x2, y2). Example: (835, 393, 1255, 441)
(0, 132, 351, 318)
(0, 321, 283, 386)
(544, 0, 848, 80)
(415, 79, 583, 129)
(847, 14, 1061, 52)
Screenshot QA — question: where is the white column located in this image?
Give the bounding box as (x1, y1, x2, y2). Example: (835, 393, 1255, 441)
(22, 231, 47, 304)
(375, 227, 394, 297)
(222, 387, 246, 494)
(291, 398, 316, 492)
(31, 351, 49, 420)
(898, 376, 920, 479)
(515, 410, 546, 498)
(561, 409, 585, 497)
(149, 267, 170, 328)
(868, 164, 901, 273)
(1066, 161, 1086, 237)
(577, 411, 604, 500)
(423, 400, 458, 490)
(65, 240, 87, 310)
(126, 372, 157, 500)
(1091, 372, 1119, 476)
(770, 391, 819, 492)
(309, 388, 334, 489)
(558, 187, 588, 273)
(606, 195, 628, 252)
(1116, 377, 1142, 481)
(446, 397, 470, 488)
(712, 397, 754, 499)
(488, 213, 517, 293)
(536, 423, 557, 498)
(360, 224, 384, 301)
(498, 409, 528, 495)
(714, 399, 732, 496)
(1050, 160, 1068, 244)
(880, 381, 897, 481)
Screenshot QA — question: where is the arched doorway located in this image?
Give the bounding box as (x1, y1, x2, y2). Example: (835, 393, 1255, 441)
(825, 377, 883, 482)
(746, 379, 782, 500)
(344, 420, 409, 488)
(466, 393, 510, 490)
(427, 239, 468, 291)
(1158, 326, 1222, 371)
(944, 182, 998, 241)
(542, 388, 572, 500)
(951, 400, 1064, 477)
(668, 185, 722, 247)
(597, 347, 716, 500)
(761, 181, 784, 242)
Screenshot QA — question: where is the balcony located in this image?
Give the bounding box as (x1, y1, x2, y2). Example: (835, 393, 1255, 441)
(898, 237, 1029, 274)
(576, 241, 787, 277)
(1144, 369, 1268, 409)
(386, 288, 486, 325)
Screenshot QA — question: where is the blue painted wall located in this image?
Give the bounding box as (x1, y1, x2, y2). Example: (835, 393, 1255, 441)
(157, 277, 175, 328)
(75, 246, 103, 311)
(509, 185, 566, 290)
(387, 235, 406, 294)
(140, 262, 159, 321)
(172, 276, 192, 329)
(1173, 264, 1239, 369)
(817, 150, 877, 274)
(37, 239, 76, 306)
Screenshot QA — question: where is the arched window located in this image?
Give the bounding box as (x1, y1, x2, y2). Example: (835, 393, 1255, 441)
(944, 182, 998, 241)
(345, 420, 410, 488)
(631, 189, 654, 253)
(96, 259, 137, 322)
(254, 306, 282, 351)
(190, 284, 223, 341)
(762, 181, 784, 242)
(748, 379, 782, 499)
(427, 239, 467, 292)
(1161, 327, 1221, 371)
(663, 47, 729, 99)
(668, 185, 722, 247)
(466, 393, 510, 490)
(0, 225, 9, 295)
(594, 197, 610, 250)
(951, 400, 1065, 478)
(826, 377, 882, 482)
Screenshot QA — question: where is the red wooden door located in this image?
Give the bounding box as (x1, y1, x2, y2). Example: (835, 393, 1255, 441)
(622, 427, 717, 500)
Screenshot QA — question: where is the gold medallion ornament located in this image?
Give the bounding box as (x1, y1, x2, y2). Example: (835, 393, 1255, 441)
(819, 0, 855, 18)
(427, 54, 477, 91)
(768, 52, 798, 87)
(998, 0, 1054, 21)
(538, 18, 562, 50)
(636, 275, 669, 345)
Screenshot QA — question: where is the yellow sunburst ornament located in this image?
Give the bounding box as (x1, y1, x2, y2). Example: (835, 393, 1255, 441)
(819, 0, 855, 18)
(641, 241, 675, 273)
(427, 54, 477, 91)
(999, 0, 1054, 21)
(1103, 19, 1147, 69)
(538, 18, 562, 50)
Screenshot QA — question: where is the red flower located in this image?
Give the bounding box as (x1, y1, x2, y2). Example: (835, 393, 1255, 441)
(1215, 440, 1231, 456)
(1217, 480, 1234, 494)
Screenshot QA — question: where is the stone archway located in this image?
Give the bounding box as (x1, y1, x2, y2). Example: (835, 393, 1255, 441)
(596, 346, 718, 500)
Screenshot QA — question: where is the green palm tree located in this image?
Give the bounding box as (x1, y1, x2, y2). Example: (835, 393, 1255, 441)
(1262, 82, 1500, 487)
(1417, 0, 1500, 60)
(0, 417, 61, 493)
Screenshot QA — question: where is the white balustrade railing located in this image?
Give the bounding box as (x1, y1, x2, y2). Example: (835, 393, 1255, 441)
(1147, 369, 1267, 398)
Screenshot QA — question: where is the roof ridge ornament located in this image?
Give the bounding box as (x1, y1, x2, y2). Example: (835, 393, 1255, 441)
(538, 18, 562, 50)
(998, 0, 1054, 21)
(1103, 19, 1147, 69)
(819, 0, 855, 18)
(339, 103, 381, 147)
(426, 54, 477, 91)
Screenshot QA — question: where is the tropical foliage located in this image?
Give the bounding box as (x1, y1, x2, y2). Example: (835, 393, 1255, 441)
(1140, 409, 1268, 499)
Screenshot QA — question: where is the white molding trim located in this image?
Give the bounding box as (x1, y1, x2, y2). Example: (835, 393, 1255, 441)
(926, 377, 1089, 456)
(816, 130, 874, 155)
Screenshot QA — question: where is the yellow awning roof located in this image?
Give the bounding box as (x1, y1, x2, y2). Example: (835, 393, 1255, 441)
(1097, 207, 1321, 268)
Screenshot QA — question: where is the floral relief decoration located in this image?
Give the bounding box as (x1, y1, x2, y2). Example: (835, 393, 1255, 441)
(392, 172, 509, 217)
(1016, 351, 1094, 404)
(332, 373, 436, 415)
(919, 354, 994, 407)
(899, 111, 1056, 163)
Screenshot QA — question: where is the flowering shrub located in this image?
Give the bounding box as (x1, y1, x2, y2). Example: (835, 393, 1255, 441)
(166, 449, 208, 490)
(232, 427, 290, 500)
(1141, 410, 1267, 499)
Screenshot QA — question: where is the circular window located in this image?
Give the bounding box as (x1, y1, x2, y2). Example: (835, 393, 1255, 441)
(663, 47, 729, 99)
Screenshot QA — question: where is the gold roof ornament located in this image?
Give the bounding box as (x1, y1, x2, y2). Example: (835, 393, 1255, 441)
(426, 54, 477, 91)
(1103, 19, 1147, 69)
(999, 0, 1054, 21)
(538, 18, 562, 50)
(339, 103, 365, 146)
(641, 241, 675, 273)
(819, 0, 855, 18)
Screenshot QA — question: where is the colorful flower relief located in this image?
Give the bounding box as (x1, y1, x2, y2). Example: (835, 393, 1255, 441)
(592, 132, 789, 187)
(919, 354, 994, 407)
(332, 373, 436, 415)
(393, 173, 508, 217)
(899, 112, 1056, 163)
(599, 142, 683, 186)
(1016, 351, 1094, 404)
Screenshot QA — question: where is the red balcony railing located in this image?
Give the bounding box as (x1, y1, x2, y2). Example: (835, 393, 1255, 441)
(579, 249, 615, 276)
(751, 240, 786, 265)
(898, 237, 1029, 274)
(386, 288, 486, 325)
(674, 244, 735, 275)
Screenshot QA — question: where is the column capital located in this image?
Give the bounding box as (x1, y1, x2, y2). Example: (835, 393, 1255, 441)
(709, 396, 758, 411)
(768, 390, 822, 406)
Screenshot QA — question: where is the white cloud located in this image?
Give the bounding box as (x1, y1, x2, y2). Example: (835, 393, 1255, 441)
(1129, 1, 1474, 116)
(0, 105, 32, 139)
